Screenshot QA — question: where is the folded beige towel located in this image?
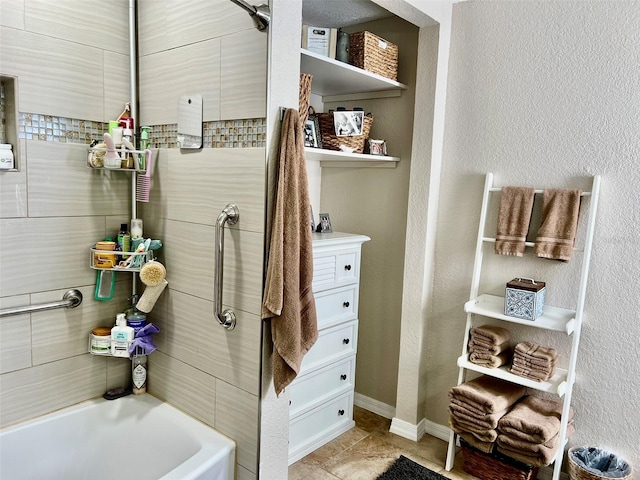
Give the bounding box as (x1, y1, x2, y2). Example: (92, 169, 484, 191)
(449, 402, 508, 429)
(469, 349, 511, 368)
(534, 188, 582, 262)
(471, 325, 512, 345)
(262, 108, 318, 396)
(495, 186, 536, 256)
(457, 430, 495, 454)
(498, 395, 573, 444)
(496, 434, 559, 467)
(449, 418, 496, 453)
(449, 417, 498, 442)
(449, 375, 526, 414)
(510, 365, 555, 382)
(514, 341, 558, 361)
(512, 354, 557, 369)
(469, 338, 511, 355)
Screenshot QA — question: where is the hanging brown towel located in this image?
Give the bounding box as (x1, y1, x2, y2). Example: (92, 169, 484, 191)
(534, 188, 582, 262)
(262, 108, 318, 396)
(495, 186, 535, 256)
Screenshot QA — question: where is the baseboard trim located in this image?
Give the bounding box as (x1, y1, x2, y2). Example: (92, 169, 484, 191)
(354, 392, 396, 419)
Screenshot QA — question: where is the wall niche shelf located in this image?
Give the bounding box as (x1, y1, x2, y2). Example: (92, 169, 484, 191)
(301, 49, 407, 100)
(305, 147, 399, 168)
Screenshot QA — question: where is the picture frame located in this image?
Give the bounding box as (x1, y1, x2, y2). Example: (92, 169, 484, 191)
(333, 111, 364, 137)
(304, 118, 321, 148)
(316, 213, 332, 233)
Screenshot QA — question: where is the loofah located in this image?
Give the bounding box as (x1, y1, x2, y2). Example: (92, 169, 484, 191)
(139, 261, 166, 286)
(136, 279, 168, 313)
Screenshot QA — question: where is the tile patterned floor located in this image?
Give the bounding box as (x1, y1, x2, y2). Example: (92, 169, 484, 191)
(289, 406, 479, 480)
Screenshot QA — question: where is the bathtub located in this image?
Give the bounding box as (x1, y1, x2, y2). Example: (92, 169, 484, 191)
(0, 394, 235, 480)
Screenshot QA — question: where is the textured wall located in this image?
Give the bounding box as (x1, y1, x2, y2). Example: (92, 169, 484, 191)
(430, 0, 640, 470)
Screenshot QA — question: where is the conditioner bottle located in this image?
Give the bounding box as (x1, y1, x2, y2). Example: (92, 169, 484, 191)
(111, 313, 134, 357)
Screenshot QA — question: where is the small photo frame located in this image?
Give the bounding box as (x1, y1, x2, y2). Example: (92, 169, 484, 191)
(304, 119, 321, 148)
(333, 111, 364, 137)
(316, 213, 332, 233)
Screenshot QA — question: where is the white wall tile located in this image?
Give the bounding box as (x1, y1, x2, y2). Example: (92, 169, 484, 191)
(0, 295, 31, 374)
(27, 141, 130, 217)
(0, 0, 24, 29)
(25, 0, 129, 54)
(0, 354, 106, 427)
(0, 217, 104, 297)
(148, 351, 216, 427)
(166, 148, 266, 233)
(166, 0, 254, 50)
(215, 379, 259, 474)
(104, 51, 131, 123)
(220, 29, 267, 120)
(0, 27, 104, 120)
(160, 289, 261, 395)
(138, 0, 168, 56)
(138, 39, 221, 126)
(31, 283, 132, 365)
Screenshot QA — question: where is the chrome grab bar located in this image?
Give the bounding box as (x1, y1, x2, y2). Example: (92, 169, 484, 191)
(215, 204, 239, 330)
(0, 289, 83, 318)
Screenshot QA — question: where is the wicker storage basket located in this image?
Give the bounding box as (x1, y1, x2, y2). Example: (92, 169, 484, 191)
(460, 439, 539, 480)
(317, 112, 373, 154)
(348, 31, 398, 81)
(568, 447, 633, 480)
(299, 73, 313, 124)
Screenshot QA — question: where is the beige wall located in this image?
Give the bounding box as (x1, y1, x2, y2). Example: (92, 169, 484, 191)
(320, 16, 419, 408)
(0, 1, 268, 479)
(430, 0, 640, 470)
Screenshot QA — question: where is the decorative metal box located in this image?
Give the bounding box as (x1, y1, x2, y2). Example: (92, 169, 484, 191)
(505, 278, 546, 321)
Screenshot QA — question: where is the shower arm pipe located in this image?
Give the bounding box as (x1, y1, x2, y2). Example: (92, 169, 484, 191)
(229, 0, 270, 31)
(214, 204, 240, 330)
(0, 290, 83, 318)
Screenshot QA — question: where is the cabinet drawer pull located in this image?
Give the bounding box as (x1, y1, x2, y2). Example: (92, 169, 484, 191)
(338, 409, 345, 416)
(343, 301, 350, 308)
(343, 338, 350, 344)
(344, 265, 352, 271)
(340, 374, 347, 380)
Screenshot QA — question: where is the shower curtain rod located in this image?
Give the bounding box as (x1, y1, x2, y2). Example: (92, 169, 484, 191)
(229, 0, 270, 31)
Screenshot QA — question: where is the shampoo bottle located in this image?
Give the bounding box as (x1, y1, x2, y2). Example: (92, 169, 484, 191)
(111, 313, 134, 357)
(117, 223, 131, 259)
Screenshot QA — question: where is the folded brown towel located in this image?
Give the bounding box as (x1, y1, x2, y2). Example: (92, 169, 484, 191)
(498, 395, 573, 444)
(471, 325, 512, 345)
(469, 349, 511, 368)
(262, 108, 318, 396)
(449, 375, 526, 414)
(514, 342, 557, 363)
(449, 417, 498, 442)
(512, 355, 557, 370)
(469, 338, 511, 355)
(495, 186, 535, 256)
(449, 418, 496, 453)
(496, 434, 560, 467)
(449, 402, 508, 429)
(510, 365, 555, 382)
(534, 188, 582, 262)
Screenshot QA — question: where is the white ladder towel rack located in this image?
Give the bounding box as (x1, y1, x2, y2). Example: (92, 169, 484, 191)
(444, 173, 600, 480)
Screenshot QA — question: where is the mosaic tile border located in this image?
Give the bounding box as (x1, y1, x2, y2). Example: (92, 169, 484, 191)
(16, 113, 266, 149)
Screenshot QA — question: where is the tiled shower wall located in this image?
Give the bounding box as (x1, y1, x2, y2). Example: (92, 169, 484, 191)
(0, 2, 267, 480)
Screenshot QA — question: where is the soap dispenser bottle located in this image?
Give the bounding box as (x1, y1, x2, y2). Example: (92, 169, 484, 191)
(111, 313, 134, 357)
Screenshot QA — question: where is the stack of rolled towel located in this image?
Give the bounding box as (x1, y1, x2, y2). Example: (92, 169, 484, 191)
(497, 395, 574, 467)
(468, 324, 512, 368)
(510, 341, 557, 381)
(448, 375, 526, 454)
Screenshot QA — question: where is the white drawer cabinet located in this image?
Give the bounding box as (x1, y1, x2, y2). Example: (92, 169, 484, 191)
(288, 232, 370, 465)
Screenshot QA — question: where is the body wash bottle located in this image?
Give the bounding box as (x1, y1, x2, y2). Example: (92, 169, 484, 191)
(111, 313, 134, 357)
